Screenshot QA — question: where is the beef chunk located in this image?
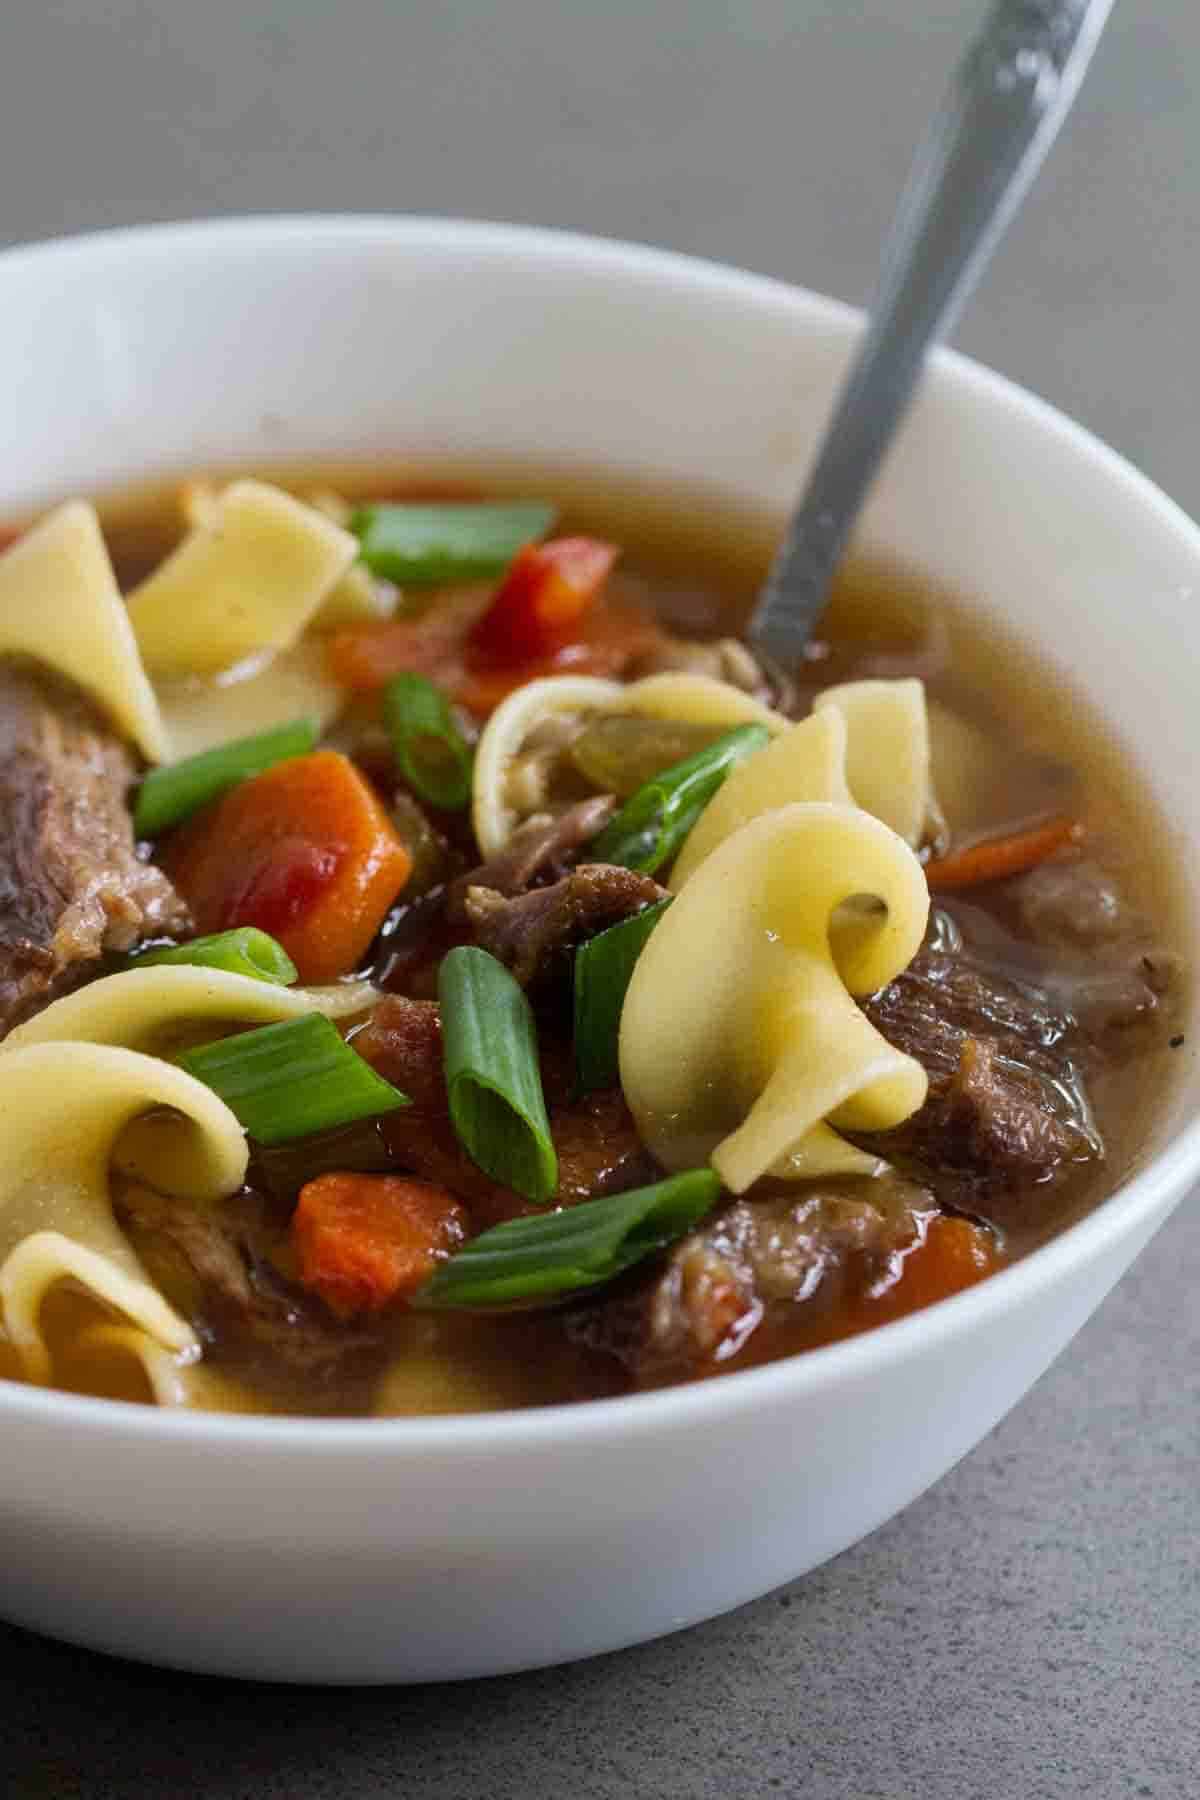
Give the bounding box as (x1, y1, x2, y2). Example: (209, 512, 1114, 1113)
(545, 1083, 659, 1204)
(351, 995, 445, 1107)
(355, 993, 653, 1224)
(570, 1176, 933, 1381)
(0, 661, 188, 1033)
(875, 1036, 1095, 1199)
(859, 909, 1100, 1211)
(463, 863, 667, 987)
(1010, 856, 1131, 950)
(996, 860, 1180, 1053)
(447, 795, 616, 915)
(863, 906, 1077, 1078)
(116, 1185, 383, 1406)
(1048, 950, 1178, 1055)
(942, 886, 1179, 1059)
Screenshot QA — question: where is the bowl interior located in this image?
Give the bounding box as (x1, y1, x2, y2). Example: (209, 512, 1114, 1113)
(0, 211, 1197, 1359)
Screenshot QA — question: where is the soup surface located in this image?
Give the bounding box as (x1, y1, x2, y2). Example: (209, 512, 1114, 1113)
(0, 464, 1186, 1415)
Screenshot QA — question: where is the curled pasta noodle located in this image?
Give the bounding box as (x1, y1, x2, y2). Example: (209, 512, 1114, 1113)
(813, 677, 933, 847)
(472, 670, 786, 858)
(671, 707, 851, 888)
(0, 1043, 249, 1381)
(77, 1320, 239, 1410)
(0, 500, 167, 762)
(620, 802, 930, 1192)
(617, 672, 786, 734)
(472, 675, 623, 857)
(671, 680, 936, 886)
(126, 480, 357, 676)
(2, 963, 378, 1058)
(156, 639, 346, 760)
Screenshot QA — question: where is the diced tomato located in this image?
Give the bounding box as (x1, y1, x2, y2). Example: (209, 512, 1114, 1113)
(165, 750, 411, 984)
(292, 1172, 469, 1314)
(469, 537, 619, 663)
(455, 592, 668, 718)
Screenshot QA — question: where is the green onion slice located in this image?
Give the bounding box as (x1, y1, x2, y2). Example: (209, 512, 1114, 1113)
(382, 672, 473, 810)
(130, 928, 299, 986)
(573, 898, 670, 1093)
(178, 1013, 409, 1147)
(134, 718, 318, 837)
(351, 502, 555, 587)
(590, 724, 771, 874)
(415, 1169, 722, 1309)
(438, 946, 557, 1203)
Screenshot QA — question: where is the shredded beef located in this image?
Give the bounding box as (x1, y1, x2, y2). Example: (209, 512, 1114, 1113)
(862, 909, 1080, 1082)
(0, 661, 189, 1034)
(463, 863, 666, 986)
(354, 993, 653, 1224)
(858, 908, 1099, 1212)
(447, 795, 616, 916)
(626, 634, 774, 699)
(570, 1176, 933, 1381)
(116, 1186, 383, 1405)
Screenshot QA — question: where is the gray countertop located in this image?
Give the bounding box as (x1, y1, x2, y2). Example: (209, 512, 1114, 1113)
(1, 4, 1197, 1795)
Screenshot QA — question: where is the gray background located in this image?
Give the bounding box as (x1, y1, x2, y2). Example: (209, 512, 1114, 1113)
(0, 3, 1197, 1796)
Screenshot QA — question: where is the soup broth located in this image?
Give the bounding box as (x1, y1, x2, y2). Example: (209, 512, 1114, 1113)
(0, 463, 1186, 1415)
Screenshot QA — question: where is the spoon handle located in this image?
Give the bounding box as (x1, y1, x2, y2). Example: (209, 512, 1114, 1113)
(750, 0, 1114, 669)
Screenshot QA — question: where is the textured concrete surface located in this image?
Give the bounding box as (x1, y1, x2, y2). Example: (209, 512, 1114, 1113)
(1, 3, 1197, 1795)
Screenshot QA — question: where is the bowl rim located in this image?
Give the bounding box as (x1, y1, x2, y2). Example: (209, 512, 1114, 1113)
(0, 210, 1196, 1454)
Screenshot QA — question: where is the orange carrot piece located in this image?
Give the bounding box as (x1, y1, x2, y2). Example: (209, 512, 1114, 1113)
(923, 816, 1083, 891)
(292, 1172, 469, 1314)
(165, 750, 411, 984)
(885, 1216, 1002, 1315)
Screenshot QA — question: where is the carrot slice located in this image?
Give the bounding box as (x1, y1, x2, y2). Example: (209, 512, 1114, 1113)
(884, 1215, 1001, 1314)
(165, 750, 411, 983)
(292, 1172, 469, 1314)
(923, 815, 1083, 890)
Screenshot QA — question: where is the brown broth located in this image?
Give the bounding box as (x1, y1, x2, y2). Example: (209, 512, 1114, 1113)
(2, 461, 1190, 1415)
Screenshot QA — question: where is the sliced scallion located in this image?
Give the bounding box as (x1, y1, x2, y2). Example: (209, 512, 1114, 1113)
(573, 898, 670, 1093)
(178, 1013, 409, 1147)
(414, 1169, 721, 1308)
(590, 724, 770, 874)
(131, 928, 298, 985)
(134, 718, 318, 837)
(351, 502, 555, 586)
(382, 672, 473, 810)
(438, 946, 556, 1203)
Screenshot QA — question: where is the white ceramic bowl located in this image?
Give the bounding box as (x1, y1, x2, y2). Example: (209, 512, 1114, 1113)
(0, 217, 1196, 1684)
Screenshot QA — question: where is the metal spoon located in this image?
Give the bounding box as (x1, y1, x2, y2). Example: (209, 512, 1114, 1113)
(750, 0, 1115, 670)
